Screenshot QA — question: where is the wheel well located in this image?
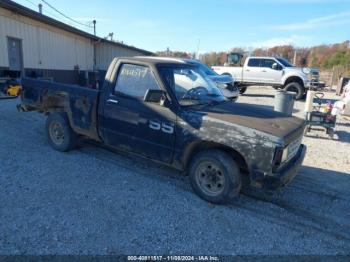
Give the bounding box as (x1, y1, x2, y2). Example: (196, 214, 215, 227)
(47, 111, 77, 133)
(284, 76, 304, 88)
(183, 141, 249, 174)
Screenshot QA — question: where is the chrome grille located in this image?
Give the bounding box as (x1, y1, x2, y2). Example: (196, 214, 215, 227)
(310, 71, 320, 82)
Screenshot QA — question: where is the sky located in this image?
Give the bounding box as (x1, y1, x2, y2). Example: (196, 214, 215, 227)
(14, 0, 350, 53)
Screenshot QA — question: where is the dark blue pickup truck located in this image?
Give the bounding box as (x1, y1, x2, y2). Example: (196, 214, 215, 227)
(18, 57, 306, 203)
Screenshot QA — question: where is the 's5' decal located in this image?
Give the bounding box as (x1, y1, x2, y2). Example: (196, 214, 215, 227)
(149, 120, 174, 134)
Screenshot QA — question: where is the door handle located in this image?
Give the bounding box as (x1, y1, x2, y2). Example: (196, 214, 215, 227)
(245, 69, 250, 72)
(262, 70, 267, 72)
(107, 99, 119, 105)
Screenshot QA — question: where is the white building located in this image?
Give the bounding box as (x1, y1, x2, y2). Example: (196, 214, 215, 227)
(0, 0, 152, 85)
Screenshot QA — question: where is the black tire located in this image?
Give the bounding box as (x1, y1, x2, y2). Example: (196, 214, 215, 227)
(284, 82, 305, 100)
(326, 128, 335, 139)
(226, 83, 237, 92)
(239, 87, 247, 94)
(45, 113, 77, 152)
(189, 150, 242, 204)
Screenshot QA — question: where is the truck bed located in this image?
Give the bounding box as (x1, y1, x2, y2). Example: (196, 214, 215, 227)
(19, 78, 101, 141)
(212, 66, 243, 82)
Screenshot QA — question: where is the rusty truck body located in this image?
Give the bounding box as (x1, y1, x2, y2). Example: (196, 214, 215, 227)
(18, 57, 306, 203)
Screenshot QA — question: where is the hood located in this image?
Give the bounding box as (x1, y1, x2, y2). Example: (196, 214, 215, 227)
(286, 67, 305, 74)
(286, 67, 319, 76)
(208, 75, 234, 84)
(200, 102, 305, 144)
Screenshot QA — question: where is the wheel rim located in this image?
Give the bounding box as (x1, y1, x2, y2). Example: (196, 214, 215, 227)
(286, 85, 298, 95)
(49, 121, 65, 145)
(239, 87, 247, 94)
(195, 161, 226, 196)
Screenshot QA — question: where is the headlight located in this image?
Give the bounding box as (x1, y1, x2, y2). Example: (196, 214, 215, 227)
(280, 137, 302, 164)
(217, 83, 228, 89)
(302, 67, 311, 74)
(273, 146, 289, 166)
(272, 146, 283, 167)
(281, 147, 288, 163)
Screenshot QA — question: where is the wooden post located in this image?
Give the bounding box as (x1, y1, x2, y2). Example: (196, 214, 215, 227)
(330, 66, 335, 88)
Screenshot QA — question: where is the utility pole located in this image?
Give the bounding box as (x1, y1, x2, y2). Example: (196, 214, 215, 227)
(196, 39, 200, 59)
(93, 20, 97, 71)
(166, 47, 170, 56)
(93, 20, 96, 36)
(108, 33, 114, 41)
(38, 3, 42, 14)
(293, 50, 297, 65)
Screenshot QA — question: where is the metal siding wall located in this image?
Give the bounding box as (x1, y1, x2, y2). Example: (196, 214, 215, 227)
(0, 14, 8, 67)
(1, 13, 44, 68)
(96, 42, 145, 70)
(36, 25, 93, 70)
(0, 8, 93, 71)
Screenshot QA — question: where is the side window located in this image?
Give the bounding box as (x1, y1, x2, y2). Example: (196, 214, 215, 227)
(114, 64, 160, 98)
(261, 59, 275, 68)
(247, 59, 261, 67)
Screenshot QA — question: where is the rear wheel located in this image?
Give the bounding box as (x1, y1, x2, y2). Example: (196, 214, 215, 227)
(46, 113, 77, 152)
(284, 82, 305, 100)
(189, 150, 242, 204)
(226, 83, 236, 92)
(326, 128, 335, 139)
(239, 87, 247, 94)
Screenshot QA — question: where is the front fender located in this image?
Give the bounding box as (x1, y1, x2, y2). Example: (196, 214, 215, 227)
(282, 72, 308, 86)
(175, 113, 276, 174)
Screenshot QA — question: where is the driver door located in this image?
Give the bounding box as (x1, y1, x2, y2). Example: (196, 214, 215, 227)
(260, 59, 283, 84)
(102, 63, 176, 163)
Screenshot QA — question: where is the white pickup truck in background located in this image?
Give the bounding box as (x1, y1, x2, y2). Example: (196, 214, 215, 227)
(212, 53, 320, 100)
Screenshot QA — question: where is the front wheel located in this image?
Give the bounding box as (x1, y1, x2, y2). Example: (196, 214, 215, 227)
(284, 82, 305, 100)
(239, 87, 247, 94)
(189, 150, 242, 204)
(46, 113, 77, 152)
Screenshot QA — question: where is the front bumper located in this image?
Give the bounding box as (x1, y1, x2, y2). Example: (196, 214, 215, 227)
(305, 79, 320, 90)
(220, 87, 239, 101)
(252, 144, 307, 190)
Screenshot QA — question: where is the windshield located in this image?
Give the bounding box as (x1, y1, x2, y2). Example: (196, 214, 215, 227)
(276, 58, 294, 67)
(196, 62, 217, 76)
(159, 65, 226, 106)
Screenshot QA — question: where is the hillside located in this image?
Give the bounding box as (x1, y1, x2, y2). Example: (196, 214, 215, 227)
(156, 41, 350, 71)
(156, 41, 350, 86)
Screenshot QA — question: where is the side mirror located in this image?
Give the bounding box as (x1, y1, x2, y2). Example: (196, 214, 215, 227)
(272, 63, 282, 70)
(144, 89, 167, 105)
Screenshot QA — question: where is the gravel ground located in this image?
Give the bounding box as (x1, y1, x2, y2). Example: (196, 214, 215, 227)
(239, 87, 350, 174)
(1, 87, 350, 255)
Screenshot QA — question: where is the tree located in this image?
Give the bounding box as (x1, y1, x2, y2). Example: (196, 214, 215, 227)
(155, 41, 350, 70)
